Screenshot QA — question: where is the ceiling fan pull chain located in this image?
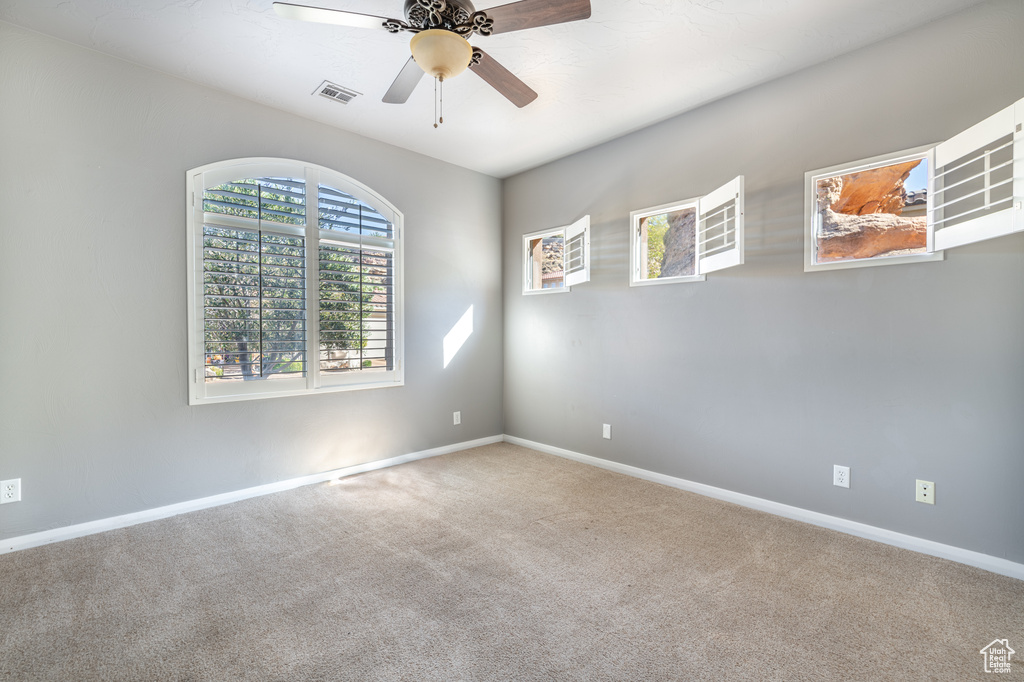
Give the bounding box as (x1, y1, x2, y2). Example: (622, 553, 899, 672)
(432, 75, 445, 128)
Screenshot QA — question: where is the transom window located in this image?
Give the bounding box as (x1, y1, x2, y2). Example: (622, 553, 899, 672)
(187, 159, 403, 404)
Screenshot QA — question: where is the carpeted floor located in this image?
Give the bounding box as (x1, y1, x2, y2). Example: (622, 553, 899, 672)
(1, 442, 1021, 681)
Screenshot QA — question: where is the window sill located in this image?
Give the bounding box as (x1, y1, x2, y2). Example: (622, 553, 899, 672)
(630, 274, 706, 287)
(189, 376, 404, 406)
(522, 287, 571, 296)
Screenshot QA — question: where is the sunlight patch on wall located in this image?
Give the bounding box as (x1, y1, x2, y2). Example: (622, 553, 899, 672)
(443, 305, 474, 369)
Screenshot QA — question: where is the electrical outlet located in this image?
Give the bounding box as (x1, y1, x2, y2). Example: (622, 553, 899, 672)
(833, 465, 850, 488)
(453, 411, 461, 426)
(602, 423, 611, 439)
(916, 479, 935, 504)
(1, 479, 21, 504)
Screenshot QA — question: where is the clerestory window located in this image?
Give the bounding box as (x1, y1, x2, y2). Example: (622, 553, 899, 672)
(630, 176, 745, 286)
(186, 158, 403, 404)
(522, 215, 591, 294)
(805, 96, 1023, 271)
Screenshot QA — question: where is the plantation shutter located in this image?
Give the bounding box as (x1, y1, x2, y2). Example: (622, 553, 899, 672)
(201, 177, 307, 384)
(188, 158, 404, 404)
(696, 176, 744, 275)
(563, 215, 591, 287)
(931, 97, 1023, 251)
(317, 184, 396, 376)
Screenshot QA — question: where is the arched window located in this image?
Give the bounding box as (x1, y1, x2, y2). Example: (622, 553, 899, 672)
(186, 158, 403, 404)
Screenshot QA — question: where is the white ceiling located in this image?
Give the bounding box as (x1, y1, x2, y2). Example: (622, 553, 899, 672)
(1, 0, 986, 177)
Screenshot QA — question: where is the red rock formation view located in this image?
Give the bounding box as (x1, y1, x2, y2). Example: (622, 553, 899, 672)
(816, 159, 927, 262)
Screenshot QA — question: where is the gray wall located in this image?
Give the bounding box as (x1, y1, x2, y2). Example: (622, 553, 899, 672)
(3, 1, 1023, 564)
(0, 22, 504, 539)
(502, 0, 1024, 562)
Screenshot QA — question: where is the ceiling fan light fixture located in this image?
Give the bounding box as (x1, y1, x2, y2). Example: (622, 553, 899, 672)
(410, 29, 473, 81)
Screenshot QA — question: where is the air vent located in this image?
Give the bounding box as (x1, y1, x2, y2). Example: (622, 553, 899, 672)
(314, 80, 361, 105)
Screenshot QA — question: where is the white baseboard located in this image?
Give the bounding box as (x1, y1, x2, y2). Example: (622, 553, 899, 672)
(504, 435, 1024, 581)
(0, 435, 504, 555)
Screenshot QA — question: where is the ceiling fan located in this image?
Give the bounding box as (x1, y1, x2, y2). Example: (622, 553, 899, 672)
(273, 0, 592, 112)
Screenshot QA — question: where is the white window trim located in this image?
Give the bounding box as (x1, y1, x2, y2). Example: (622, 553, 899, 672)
(522, 226, 570, 295)
(186, 157, 404, 405)
(804, 145, 943, 273)
(630, 199, 706, 287)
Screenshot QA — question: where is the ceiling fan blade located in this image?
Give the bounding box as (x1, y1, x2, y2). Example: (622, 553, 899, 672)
(383, 57, 425, 104)
(483, 0, 591, 35)
(469, 48, 538, 108)
(272, 2, 392, 30)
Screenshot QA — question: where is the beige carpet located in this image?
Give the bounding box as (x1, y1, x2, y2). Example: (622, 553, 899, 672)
(1, 443, 1021, 681)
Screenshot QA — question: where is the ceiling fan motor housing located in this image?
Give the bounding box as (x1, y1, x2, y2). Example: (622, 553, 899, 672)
(404, 0, 476, 31)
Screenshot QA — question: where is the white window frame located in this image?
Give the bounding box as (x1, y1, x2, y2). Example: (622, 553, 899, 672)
(805, 96, 1023, 272)
(804, 146, 942, 272)
(186, 157, 404, 405)
(522, 215, 591, 295)
(630, 176, 745, 286)
(630, 198, 704, 286)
